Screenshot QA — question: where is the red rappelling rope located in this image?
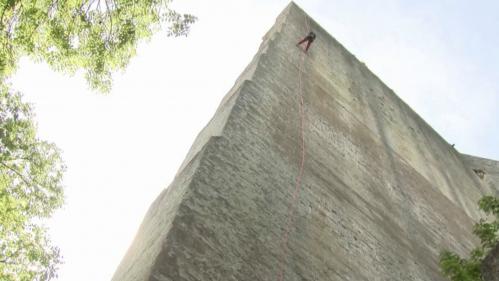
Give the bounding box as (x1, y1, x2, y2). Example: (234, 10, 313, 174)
(276, 16, 310, 281)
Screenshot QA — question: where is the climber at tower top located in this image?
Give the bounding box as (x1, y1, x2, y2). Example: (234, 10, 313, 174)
(296, 31, 316, 52)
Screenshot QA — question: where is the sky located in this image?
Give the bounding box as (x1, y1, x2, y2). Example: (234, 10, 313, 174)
(10, 0, 499, 280)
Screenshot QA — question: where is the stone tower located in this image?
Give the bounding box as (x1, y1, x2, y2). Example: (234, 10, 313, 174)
(112, 3, 499, 280)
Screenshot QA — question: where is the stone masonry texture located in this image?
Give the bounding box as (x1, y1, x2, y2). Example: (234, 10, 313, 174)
(482, 244, 499, 281)
(461, 154, 499, 195)
(112, 3, 498, 281)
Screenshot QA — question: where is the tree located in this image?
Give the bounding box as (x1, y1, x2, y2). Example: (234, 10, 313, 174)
(0, 0, 197, 92)
(0, 85, 64, 280)
(0, 0, 196, 279)
(440, 196, 499, 281)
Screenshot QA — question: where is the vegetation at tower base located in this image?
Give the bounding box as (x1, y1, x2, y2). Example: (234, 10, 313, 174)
(0, 86, 64, 280)
(0, 0, 196, 279)
(440, 196, 499, 281)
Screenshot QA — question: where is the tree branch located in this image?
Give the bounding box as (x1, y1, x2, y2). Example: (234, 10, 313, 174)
(1, 156, 32, 163)
(0, 0, 20, 30)
(48, 0, 59, 19)
(0, 161, 35, 189)
(104, 0, 113, 42)
(84, 0, 97, 19)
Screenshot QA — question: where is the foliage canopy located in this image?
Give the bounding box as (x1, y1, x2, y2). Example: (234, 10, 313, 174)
(1, 0, 197, 91)
(0, 85, 64, 280)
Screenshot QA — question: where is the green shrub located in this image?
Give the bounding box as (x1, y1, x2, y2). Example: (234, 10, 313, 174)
(440, 196, 499, 281)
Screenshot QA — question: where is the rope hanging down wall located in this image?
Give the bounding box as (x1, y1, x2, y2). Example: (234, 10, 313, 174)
(276, 16, 311, 281)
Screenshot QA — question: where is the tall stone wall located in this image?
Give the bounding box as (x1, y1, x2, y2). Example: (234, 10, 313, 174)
(112, 3, 496, 280)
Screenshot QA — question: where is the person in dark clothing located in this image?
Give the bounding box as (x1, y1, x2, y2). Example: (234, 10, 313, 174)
(296, 31, 316, 52)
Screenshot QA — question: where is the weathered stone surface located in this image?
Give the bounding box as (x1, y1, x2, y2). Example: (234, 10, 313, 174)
(461, 154, 499, 195)
(482, 244, 499, 281)
(112, 3, 497, 281)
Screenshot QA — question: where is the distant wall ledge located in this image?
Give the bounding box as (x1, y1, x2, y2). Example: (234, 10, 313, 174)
(460, 153, 499, 193)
